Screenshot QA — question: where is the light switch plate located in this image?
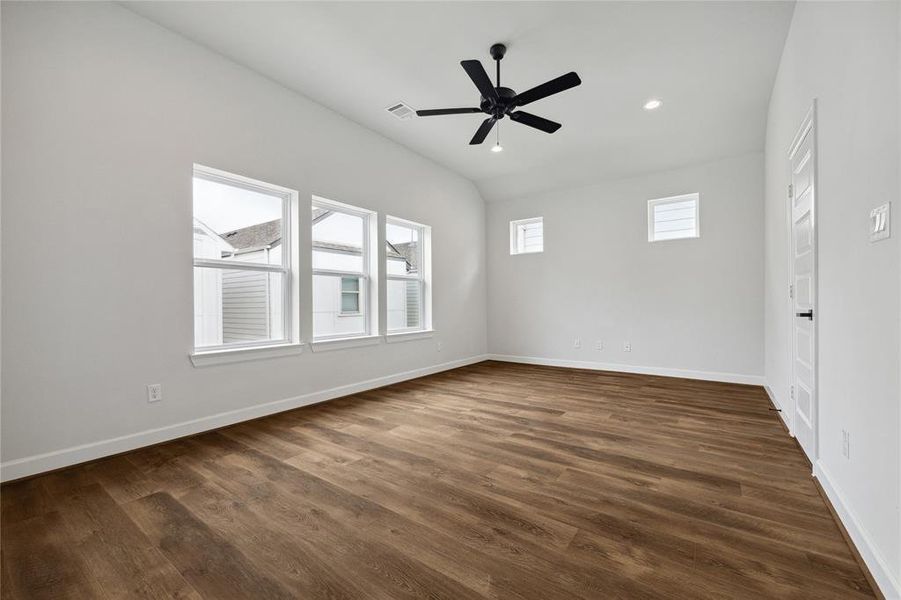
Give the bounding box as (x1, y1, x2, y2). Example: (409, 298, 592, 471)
(869, 202, 890, 242)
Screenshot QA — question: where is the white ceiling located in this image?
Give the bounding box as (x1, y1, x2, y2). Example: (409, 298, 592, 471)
(127, 1, 794, 201)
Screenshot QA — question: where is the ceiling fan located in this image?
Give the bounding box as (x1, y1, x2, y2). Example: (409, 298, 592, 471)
(416, 43, 581, 147)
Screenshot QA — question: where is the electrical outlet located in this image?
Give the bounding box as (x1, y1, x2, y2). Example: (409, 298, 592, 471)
(595, 340, 604, 351)
(573, 338, 581, 349)
(147, 383, 162, 403)
(623, 342, 632, 352)
(842, 429, 850, 459)
(436, 341, 442, 352)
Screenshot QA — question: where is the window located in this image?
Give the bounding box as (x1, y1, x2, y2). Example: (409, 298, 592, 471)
(386, 217, 431, 332)
(192, 165, 297, 351)
(648, 193, 699, 242)
(340, 277, 360, 314)
(312, 197, 376, 340)
(510, 217, 543, 254)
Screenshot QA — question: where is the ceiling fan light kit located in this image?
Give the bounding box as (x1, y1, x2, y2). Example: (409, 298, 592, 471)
(416, 43, 582, 149)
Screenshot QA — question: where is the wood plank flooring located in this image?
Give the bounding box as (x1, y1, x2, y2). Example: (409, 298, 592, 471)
(1, 361, 875, 599)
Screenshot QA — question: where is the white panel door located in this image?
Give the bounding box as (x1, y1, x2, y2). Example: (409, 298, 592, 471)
(789, 105, 817, 461)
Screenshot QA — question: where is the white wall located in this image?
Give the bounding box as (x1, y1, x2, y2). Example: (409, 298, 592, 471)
(763, 2, 900, 595)
(487, 153, 764, 383)
(0, 2, 487, 476)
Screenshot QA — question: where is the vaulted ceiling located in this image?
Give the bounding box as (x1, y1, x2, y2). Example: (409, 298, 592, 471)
(127, 1, 794, 201)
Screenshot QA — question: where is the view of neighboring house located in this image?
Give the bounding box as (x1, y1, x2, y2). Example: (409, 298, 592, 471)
(192, 218, 284, 347)
(193, 209, 417, 348)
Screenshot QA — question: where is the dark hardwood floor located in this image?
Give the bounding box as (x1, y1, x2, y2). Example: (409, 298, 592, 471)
(1, 361, 875, 599)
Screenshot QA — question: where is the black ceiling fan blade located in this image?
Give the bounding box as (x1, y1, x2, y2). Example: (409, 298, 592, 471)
(513, 72, 581, 107)
(509, 111, 562, 134)
(416, 108, 482, 116)
(469, 117, 497, 145)
(461, 60, 499, 102)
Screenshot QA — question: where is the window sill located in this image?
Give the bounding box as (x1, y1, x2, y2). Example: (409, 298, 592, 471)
(310, 335, 382, 352)
(190, 342, 304, 367)
(385, 329, 435, 343)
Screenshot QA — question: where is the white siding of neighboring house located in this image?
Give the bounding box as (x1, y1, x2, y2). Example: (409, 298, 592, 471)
(194, 217, 284, 348)
(311, 249, 409, 337)
(312, 273, 365, 337)
(193, 222, 230, 347)
(221, 245, 283, 344)
(386, 250, 418, 330)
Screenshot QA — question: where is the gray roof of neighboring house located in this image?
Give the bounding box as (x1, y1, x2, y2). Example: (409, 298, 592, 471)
(219, 215, 405, 259)
(220, 219, 282, 252)
(391, 242, 418, 266)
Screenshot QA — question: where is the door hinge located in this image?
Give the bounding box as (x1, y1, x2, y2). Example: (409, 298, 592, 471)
(790, 385, 794, 400)
(788, 184, 793, 199)
(789, 284, 794, 299)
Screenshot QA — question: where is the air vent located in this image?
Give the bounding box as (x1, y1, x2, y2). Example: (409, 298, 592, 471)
(386, 102, 415, 120)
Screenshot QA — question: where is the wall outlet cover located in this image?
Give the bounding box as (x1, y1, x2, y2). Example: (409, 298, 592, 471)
(869, 202, 890, 242)
(147, 384, 162, 403)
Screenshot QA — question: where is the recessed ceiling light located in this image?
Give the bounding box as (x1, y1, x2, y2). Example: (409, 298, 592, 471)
(643, 99, 663, 111)
(491, 143, 504, 153)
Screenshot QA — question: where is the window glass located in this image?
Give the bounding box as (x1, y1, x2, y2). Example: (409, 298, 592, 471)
(648, 194, 699, 241)
(192, 167, 293, 351)
(312, 200, 372, 339)
(193, 268, 284, 348)
(510, 217, 543, 254)
(386, 217, 429, 333)
(386, 222, 420, 275)
(193, 177, 283, 265)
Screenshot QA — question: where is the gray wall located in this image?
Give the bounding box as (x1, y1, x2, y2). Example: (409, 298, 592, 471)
(487, 153, 764, 382)
(1, 2, 487, 470)
(763, 1, 900, 594)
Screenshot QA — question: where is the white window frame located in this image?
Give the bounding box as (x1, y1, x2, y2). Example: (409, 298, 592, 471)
(386, 216, 431, 334)
(510, 217, 544, 255)
(192, 165, 298, 355)
(312, 196, 377, 341)
(647, 193, 700, 242)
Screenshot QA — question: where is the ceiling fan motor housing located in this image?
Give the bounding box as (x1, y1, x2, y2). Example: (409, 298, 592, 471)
(481, 87, 517, 118)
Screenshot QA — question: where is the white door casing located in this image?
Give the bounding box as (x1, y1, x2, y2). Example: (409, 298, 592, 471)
(788, 103, 818, 463)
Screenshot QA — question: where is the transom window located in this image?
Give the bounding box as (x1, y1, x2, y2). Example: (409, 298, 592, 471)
(192, 165, 297, 351)
(386, 217, 431, 332)
(510, 217, 544, 255)
(312, 197, 377, 340)
(648, 193, 700, 242)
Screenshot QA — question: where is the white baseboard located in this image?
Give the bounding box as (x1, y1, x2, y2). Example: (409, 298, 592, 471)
(763, 383, 793, 434)
(487, 354, 765, 386)
(0, 354, 489, 483)
(814, 462, 901, 599)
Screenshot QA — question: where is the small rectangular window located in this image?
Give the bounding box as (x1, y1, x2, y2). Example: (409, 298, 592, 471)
(648, 193, 699, 242)
(510, 217, 543, 255)
(340, 277, 361, 314)
(192, 165, 297, 351)
(312, 197, 376, 340)
(386, 217, 430, 332)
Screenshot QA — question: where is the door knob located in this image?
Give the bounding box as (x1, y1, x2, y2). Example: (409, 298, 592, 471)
(795, 310, 813, 320)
